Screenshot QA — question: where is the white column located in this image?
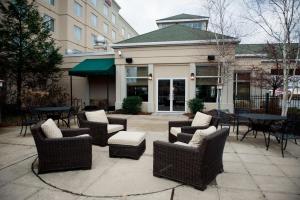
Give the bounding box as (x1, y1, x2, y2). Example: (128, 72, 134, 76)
(220, 67, 234, 112)
(188, 63, 196, 113)
(147, 64, 154, 112)
(115, 65, 126, 109)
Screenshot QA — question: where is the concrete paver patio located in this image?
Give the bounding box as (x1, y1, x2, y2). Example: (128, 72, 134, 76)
(0, 114, 300, 200)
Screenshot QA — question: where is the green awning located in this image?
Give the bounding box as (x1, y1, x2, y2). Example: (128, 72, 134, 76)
(69, 58, 115, 76)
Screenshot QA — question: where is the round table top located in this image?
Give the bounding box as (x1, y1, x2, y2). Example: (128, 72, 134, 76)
(238, 113, 287, 121)
(34, 106, 71, 112)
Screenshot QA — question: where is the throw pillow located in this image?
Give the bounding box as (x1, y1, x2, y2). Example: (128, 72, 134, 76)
(191, 112, 212, 127)
(188, 126, 217, 147)
(85, 110, 109, 123)
(41, 118, 63, 138)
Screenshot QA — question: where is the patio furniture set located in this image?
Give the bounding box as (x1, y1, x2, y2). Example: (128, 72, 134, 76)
(30, 110, 230, 190)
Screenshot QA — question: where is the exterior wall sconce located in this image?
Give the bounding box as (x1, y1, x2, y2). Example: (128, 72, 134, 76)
(190, 73, 195, 80)
(148, 73, 153, 80)
(0, 80, 4, 87)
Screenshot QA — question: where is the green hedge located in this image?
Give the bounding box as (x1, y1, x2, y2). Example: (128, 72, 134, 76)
(188, 98, 204, 114)
(122, 96, 142, 114)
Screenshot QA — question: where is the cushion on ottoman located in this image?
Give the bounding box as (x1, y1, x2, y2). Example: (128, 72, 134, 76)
(108, 131, 145, 146)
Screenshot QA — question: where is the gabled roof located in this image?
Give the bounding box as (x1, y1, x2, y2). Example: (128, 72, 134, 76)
(157, 14, 208, 21)
(114, 24, 236, 46)
(236, 44, 267, 55)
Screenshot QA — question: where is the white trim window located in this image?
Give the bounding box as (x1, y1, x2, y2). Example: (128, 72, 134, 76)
(112, 30, 116, 41)
(74, 1, 82, 17)
(103, 4, 109, 17)
(121, 28, 125, 37)
(91, 34, 97, 46)
(43, 15, 55, 32)
(126, 66, 149, 102)
(90, 0, 97, 6)
(91, 13, 98, 27)
(74, 25, 82, 41)
(196, 65, 219, 102)
(112, 13, 116, 25)
(45, 0, 54, 6)
(103, 23, 109, 34)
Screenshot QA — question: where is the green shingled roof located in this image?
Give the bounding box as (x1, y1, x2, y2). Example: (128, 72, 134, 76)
(157, 14, 208, 21)
(116, 24, 235, 44)
(236, 44, 267, 54)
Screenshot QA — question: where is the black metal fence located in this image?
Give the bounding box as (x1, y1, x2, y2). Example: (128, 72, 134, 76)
(234, 94, 300, 114)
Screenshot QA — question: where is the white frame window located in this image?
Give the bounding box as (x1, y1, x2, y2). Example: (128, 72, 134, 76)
(43, 15, 55, 32)
(112, 13, 116, 25)
(74, 25, 82, 41)
(91, 13, 98, 27)
(103, 23, 109, 34)
(103, 4, 109, 17)
(112, 30, 116, 41)
(90, 0, 97, 6)
(195, 65, 219, 103)
(46, 0, 55, 6)
(74, 1, 82, 17)
(126, 66, 149, 102)
(121, 28, 125, 37)
(91, 34, 97, 46)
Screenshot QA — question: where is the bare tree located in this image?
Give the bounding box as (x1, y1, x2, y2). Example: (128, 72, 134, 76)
(206, 0, 240, 110)
(244, 0, 300, 116)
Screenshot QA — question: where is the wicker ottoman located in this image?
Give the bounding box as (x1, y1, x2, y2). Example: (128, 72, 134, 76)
(108, 131, 146, 160)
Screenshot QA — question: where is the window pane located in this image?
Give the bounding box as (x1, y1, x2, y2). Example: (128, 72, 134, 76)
(91, 14, 97, 27)
(112, 30, 116, 41)
(127, 78, 148, 102)
(91, 34, 96, 45)
(43, 15, 54, 32)
(103, 23, 108, 34)
(90, 0, 97, 6)
(103, 5, 109, 17)
(112, 14, 116, 24)
(74, 26, 81, 41)
(126, 67, 148, 77)
(234, 82, 250, 98)
(74, 2, 82, 17)
(196, 78, 217, 102)
(196, 66, 218, 76)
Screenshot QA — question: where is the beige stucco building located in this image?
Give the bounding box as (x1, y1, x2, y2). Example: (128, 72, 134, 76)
(36, 0, 138, 54)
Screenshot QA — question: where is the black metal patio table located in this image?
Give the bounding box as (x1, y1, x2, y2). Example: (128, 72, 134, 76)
(236, 113, 287, 142)
(34, 106, 71, 127)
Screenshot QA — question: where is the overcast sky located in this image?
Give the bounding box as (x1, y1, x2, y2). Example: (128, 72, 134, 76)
(115, 0, 274, 44)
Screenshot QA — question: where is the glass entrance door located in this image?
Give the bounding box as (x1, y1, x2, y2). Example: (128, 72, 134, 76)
(157, 79, 185, 112)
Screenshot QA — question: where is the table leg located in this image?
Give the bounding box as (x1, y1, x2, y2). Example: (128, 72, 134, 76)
(240, 128, 253, 141)
(236, 118, 239, 140)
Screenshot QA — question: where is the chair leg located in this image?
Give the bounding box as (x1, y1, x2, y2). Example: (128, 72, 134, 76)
(24, 125, 28, 137)
(254, 130, 258, 138)
(281, 135, 285, 157)
(263, 132, 268, 148)
(19, 125, 23, 135)
(266, 132, 271, 150)
(284, 138, 288, 150)
(294, 139, 298, 145)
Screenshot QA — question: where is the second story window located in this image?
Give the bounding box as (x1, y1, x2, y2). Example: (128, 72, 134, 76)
(91, 34, 97, 46)
(112, 30, 116, 41)
(74, 25, 82, 41)
(103, 23, 108, 34)
(90, 0, 97, 6)
(46, 0, 55, 6)
(103, 4, 109, 17)
(112, 13, 116, 25)
(74, 1, 82, 17)
(121, 28, 125, 37)
(43, 15, 55, 32)
(91, 13, 97, 27)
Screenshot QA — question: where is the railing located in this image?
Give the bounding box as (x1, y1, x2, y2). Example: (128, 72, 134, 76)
(234, 94, 300, 114)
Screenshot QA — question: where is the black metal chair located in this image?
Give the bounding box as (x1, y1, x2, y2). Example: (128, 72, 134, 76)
(268, 120, 300, 157)
(20, 107, 39, 136)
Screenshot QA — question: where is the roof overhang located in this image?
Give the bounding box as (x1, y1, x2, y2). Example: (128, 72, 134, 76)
(156, 18, 209, 24)
(235, 54, 267, 58)
(112, 39, 240, 49)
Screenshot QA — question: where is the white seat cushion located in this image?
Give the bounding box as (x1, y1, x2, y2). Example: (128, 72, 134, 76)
(191, 112, 212, 127)
(108, 131, 146, 146)
(41, 118, 63, 139)
(174, 141, 192, 147)
(170, 127, 181, 136)
(75, 134, 90, 138)
(188, 126, 217, 147)
(107, 124, 124, 134)
(85, 110, 108, 123)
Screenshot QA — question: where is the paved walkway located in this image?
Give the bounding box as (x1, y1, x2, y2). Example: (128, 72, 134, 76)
(0, 114, 300, 200)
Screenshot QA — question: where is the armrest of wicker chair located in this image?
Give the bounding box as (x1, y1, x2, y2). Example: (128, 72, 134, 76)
(169, 121, 192, 129)
(108, 117, 127, 130)
(61, 128, 90, 137)
(154, 141, 200, 159)
(181, 125, 210, 134)
(177, 133, 193, 143)
(78, 120, 108, 134)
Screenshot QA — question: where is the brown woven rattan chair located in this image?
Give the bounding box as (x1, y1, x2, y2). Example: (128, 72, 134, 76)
(31, 123, 92, 174)
(153, 128, 229, 190)
(168, 116, 219, 143)
(77, 112, 127, 146)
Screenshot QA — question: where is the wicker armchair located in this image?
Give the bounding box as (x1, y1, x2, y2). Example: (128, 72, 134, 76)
(153, 128, 229, 190)
(31, 123, 92, 174)
(77, 112, 127, 146)
(168, 116, 219, 143)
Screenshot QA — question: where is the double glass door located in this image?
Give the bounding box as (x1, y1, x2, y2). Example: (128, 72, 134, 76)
(157, 79, 185, 112)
